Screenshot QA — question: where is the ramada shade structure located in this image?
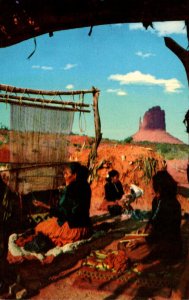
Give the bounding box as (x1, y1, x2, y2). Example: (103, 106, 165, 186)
(0, 0, 189, 48)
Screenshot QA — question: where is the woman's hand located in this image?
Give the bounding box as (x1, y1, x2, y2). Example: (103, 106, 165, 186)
(32, 200, 50, 210)
(116, 199, 124, 207)
(136, 227, 146, 234)
(32, 199, 43, 207)
(127, 238, 145, 250)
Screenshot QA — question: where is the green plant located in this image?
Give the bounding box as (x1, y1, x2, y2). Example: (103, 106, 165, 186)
(124, 136, 133, 144)
(0, 123, 9, 130)
(143, 157, 158, 183)
(156, 143, 189, 160)
(157, 143, 172, 154)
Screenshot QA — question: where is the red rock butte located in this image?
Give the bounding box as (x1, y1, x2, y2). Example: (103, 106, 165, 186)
(132, 106, 184, 144)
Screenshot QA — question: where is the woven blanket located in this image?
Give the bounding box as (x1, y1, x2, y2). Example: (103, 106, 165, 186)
(27, 212, 50, 224)
(73, 238, 187, 298)
(74, 258, 183, 298)
(7, 230, 105, 265)
(81, 249, 131, 273)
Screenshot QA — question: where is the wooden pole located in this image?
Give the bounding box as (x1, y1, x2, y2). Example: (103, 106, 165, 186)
(87, 87, 102, 182)
(164, 37, 189, 182)
(0, 84, 100, 96)
(0, 98, 90, 113)
(164, 37, 189, 85)
(0, 94, 90, 108)
(0, 161, 78, 172)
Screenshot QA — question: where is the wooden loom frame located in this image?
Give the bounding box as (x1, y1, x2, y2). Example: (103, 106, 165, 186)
(0, 84, 102, 185)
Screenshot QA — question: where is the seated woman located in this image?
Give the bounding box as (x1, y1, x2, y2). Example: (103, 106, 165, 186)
(100, 169, 124, 215)
(32, 162, 92, 247)
(122, 170, 182, 262)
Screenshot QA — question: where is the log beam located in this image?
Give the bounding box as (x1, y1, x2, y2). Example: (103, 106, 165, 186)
(0, 84, 99, 96)
(164, 37, 189, 85)
(0, 94, 90, 108)
(87, 87, 102, 182)
(0, 98, 90, 113)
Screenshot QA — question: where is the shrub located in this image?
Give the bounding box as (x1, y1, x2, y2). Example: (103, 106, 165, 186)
(124, 136, 133, 144)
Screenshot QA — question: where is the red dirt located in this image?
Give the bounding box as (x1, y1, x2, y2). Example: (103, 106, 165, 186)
(71, 140, 189, 214)
(1, 134, 189, 300)
(0, 134, 188, 215)
(0, 144, 10, 162)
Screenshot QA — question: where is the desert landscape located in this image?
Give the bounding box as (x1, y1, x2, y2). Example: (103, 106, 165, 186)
(1, 2, 189, 299)
(0, 124, 189, 299)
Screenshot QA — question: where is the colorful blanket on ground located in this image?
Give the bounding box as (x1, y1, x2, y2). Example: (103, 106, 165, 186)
(74, 260, 179, 298)
(7, 230, 105, 265)
(81, 249, 131, 273)
(73, 235, 188, 298)
(6, 212, 132, 265)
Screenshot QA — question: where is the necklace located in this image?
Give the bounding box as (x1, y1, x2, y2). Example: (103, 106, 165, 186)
(152, 199, 161, 220)
(113, 183, 119, 193)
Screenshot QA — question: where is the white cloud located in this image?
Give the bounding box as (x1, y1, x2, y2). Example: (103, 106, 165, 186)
(32, 65, 53, 70)
(154, 21, 186, 36)
(63, 63, 77, 70)
(66, 84, 74, 90)
(32, 65, 40, 69)
(129, 23, 144, 31)
(129, 21, 186, 36)
(108, 70, 182, 93)
(107, 88, 127, 96)
(41, 66, 53, 70)
(135, 51, 155, 58)
(117, 90, 127, 96)
(112, 23, 122, 27)
(107, 89, 118, 93)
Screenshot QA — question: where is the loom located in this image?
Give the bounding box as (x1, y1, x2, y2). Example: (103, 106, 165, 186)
(0, 84, 101, 194)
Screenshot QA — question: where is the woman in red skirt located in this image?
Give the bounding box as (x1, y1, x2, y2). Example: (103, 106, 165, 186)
(33, 162, 92, 247)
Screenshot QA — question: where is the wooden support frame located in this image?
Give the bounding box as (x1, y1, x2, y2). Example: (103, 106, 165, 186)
(0, 84, 102, 183)
(164, 37, 189, 183)
(0, 97, 90, 113)
(0, 84, 100, 113)
(0, 94, 90, 107)
(87, 87, 102, 182)
(164, 37, 189, 85)
(0, 84, 98, 96)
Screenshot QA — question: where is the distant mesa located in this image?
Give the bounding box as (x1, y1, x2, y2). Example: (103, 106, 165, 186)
(132, 106, 184, 144)
(139, 106, 166, 130)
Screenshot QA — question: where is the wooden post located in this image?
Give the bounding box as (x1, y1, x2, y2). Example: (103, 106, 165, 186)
(87, 87, 102, 183)
(164, 37, 189, 182)
(164, 37, 189, 86)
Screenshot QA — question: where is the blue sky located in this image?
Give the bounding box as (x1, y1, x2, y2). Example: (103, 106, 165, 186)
(0, 21, 189, 143)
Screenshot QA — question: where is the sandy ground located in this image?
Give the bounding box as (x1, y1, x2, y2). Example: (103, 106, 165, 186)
(30, 145, 189, 300)
(0, 136, 188, 300)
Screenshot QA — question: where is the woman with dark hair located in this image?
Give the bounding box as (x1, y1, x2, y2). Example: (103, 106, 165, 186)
(32, 162, 92, 247)
(101, 169, 124, 215)
(105, 170, 124, 202)
(122, 170, 182, 262)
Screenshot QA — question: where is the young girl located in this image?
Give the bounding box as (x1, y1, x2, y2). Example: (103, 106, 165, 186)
(104, 169, 124, 202)
(101, 169, 124, 215)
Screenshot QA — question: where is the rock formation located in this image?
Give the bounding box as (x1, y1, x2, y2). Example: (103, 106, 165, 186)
(133, 106, 183, 144)
(139, 106, 166, 130)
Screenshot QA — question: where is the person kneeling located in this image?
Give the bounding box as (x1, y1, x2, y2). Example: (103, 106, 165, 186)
(121, 171, 182, 263)
(31, 162, 92, 248)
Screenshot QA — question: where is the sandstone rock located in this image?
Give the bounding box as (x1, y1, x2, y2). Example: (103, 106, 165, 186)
(133, 106, 183, 144)
(139, 106, 165, 130)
